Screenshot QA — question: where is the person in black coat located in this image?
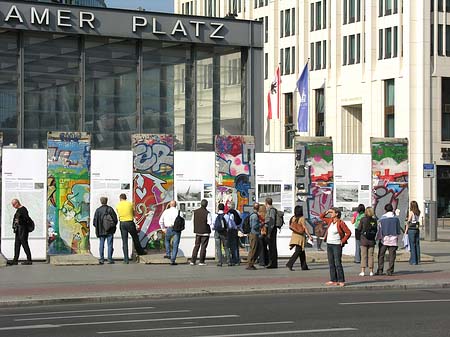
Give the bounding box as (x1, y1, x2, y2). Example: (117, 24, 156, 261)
(93, 197, 118, 264)
(7, 199, 32, 265)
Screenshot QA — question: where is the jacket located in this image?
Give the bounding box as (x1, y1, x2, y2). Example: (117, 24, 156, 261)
(193, 207, 211, 234)
(320, 212, 352, 245)
(93, 205, 118, 237)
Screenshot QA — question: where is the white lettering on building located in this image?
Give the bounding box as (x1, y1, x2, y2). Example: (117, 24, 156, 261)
(190, 20, 205, 37)
(171, 20, 187, 36)
(152, 17, 166, 35)
(133, 16, 147, 32)
(31, 7, 49, 25)
(5, 5, 24, 23)
(79, 11, 95, 29)
(57, 10, 72, 27)
(210, 23, 225, 39)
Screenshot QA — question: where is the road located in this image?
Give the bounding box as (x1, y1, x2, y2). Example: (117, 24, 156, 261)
(0, 289, 449, 337)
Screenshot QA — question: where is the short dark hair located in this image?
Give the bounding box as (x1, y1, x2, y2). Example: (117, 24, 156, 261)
(332, 207, 342, 219)
(265, 197, 273, 206)
(201, 199, 208, 208)
(119, 193, 127, 200)
(100, 197, 108, 205)
(294, 205, 303, 218)
(357, 204, 365, 214)
(218, 203, 225, 211)
(384, 203, 393, 212)
(253, 202, 259, 211)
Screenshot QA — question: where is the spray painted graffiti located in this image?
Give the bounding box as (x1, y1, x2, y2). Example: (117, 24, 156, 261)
(372, 138, 408, 221)
(132, 134, 174, 251)
(47, 132, 90, 255)
(215, 135, 255, 213)
(295, 138, 333, 234)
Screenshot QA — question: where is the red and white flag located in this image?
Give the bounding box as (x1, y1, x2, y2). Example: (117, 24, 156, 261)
(267, 66, 281, 119)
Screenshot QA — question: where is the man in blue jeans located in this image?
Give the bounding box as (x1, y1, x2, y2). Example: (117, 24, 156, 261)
(93, 197, 118, 264)
(159, 200, 183, 265)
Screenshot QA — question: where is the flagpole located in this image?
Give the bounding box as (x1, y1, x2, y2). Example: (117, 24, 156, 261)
(307, 58, 310, 136)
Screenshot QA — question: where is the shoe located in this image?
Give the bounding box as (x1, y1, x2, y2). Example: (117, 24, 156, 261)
(375, 271, 385, 276)
(170, 262, 178, 266)
(228, 263, 233, 266)
(107, 260, 115, 264)
(99, 260, 104, 265)
(246, 266, 257, 270)
(369, 271, 374, 276)
(217, 263, 222, 267)
(163, 255, 170, 259)
(302, 267, 310, 271)
(286, 266, 295, 271)
(21, 261, 32, 265)
(6, 260, 18, 266)
(386, 271, 393, 276)
(123, 261, 129, 264)
(266, 265, 277, 269)
(199, 262, 207, 266)
(317, 248, 324, 251)
(358, 272, 365, 276)
(190, 262, 195, 266)
(337, 282, 345, 287)
(325, 281, 337, 286)
(138, 251, 147, 256)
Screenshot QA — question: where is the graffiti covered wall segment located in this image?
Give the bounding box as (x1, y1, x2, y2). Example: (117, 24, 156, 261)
(295, 138, 333, 234)
(371, 138, 409, 221)
(132, 134, 174, 251)
(47, 132, 91, 255)
(215, 135, 255, 213)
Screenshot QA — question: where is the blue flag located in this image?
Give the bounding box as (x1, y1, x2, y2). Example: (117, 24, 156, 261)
(297, 63, 309, 132)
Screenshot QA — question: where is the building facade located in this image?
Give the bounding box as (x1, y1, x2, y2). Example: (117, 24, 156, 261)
(0, 1, 263, 152)
(28, 0, 107, 7)
(174, 0, 450, 217)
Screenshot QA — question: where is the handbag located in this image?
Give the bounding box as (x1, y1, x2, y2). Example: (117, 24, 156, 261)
(289, 217, 305, 235)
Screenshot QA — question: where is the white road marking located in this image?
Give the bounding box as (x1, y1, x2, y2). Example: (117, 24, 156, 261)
(97, 321, 294, 334)
(15, 310, 190, 321)
(340, 299, 450, 305)
(0, 306, 155, 317)
(195, 328, 358, 337)
(0, 314, 240, 331)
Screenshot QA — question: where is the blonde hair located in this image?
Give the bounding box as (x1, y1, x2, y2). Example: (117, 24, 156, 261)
(365, 207, 374, 217)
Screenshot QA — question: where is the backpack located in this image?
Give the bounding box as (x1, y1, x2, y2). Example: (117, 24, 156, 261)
(27, 216, 35, 233)
(242, 213, 251, 234)
(275, 208, 285, 229)
(173, 210, 185, 232)
(102, 209, 116, 232)
(228, 209, 242, 226)
(363, 217, 378, 241)
(214, 213, 228, 233)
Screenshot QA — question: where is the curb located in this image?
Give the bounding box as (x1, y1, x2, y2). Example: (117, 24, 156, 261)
(1, 281, 449, 308)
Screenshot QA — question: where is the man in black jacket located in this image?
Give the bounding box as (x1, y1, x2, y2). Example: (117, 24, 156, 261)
(7, 199, 32, 266)
(93, 197, 118, 264)
(190, 199, 212, 266)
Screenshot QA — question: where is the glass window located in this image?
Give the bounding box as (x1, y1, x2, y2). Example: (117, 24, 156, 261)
(323, 40, 327, 69)
(447, 26, 450, 56)
(385, 28, 392, 58)
(357, 0, 361, 21)
(442, 78, 450, 141)
(447, 0, 450, 12)
(316, 2, 322, 30)
(394, 0, 398, 13)
(379, 29, 383, 59)
(384, 79, 395, 137)
(285, 9, 291, 37)
(265, 16, 269, 43)
(285, 47, 291, 74)
(349, 0, 356, 23)
(280, 10, 284, 38)
(379, 0, 383, 17)
(356, 34, 361, 63)
(85, 37, 136, 149)
(349, 35, 355, 64)
(310, 43, 315, 70)
(316, 42, 322, 70)
(292, 46, 296, 74)
(439, 24, 444, 55)
(24, 33, 81, 149)
(284, 93, 293, 149)
(385, 0, 392, 15)
(315, 88, 324, 137)
(280, 49, 284, 75)
(438, 0, 444, 12)
(323, 0, 327, 28)
(394, 26, 398, 57)
(343, 36, 348, 65)
(431, 24, 434, 56)
(310, 3, 315, 31)
(292, 8, 296, 36)
(343, 0, 348, 24)
(264, 53, 268, 79)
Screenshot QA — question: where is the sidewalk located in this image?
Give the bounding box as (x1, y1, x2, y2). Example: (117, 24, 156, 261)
(0, 228, 449, 307)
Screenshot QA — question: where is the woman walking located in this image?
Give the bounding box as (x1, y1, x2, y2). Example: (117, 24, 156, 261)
(406, 201, 421, 265)
(358, 207, 377, 276)
(286, 206, 313, 271)
(351, 204, 365, 264)
(320, 208, 351, 286)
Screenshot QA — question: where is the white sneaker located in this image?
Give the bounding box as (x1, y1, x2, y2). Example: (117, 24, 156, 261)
(189, 262, 195, 266)
(358, 272, 365, 276)
(199, 262, 207, 266)
(369, 271, 374, 276)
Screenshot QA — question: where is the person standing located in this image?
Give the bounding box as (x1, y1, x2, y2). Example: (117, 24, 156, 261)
(351, 204, 365, 264)
(7, 199, 32, 265)
(93, 197, 118, 264)
(190, 199, 212, 266)
(226, 202, 241, 266)
(214, 203, 230, 266)
(159, 200, 183, 265)
(116, 193, 146, 264)
(376, 203, 402, 276)
(246, 202, 261, 270)
(320, 207, 351, 286)
(286, 206, 313, 271)
(264, 197, 278, 269)
(257, 204, 269, 266)
(358, 207, 377, 276)
(406, 201, 421, 265)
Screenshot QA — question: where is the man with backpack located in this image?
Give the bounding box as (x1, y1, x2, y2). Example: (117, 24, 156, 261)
(159, 200, 184, 266)
(93, 197, 118, 265)
(214, 203, 230, 266)
(264, 198, 278, 269)
(7, 199, 33, 266)
(190, 199, 212, 266)
(226, 202, 241, 266)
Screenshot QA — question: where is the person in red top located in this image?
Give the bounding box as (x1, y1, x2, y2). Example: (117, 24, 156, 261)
(320, 207, 352, 286)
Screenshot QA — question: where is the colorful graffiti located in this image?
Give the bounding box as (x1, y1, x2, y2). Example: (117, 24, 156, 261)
(372, 138, 409, 221)
(295, 138, 334, 230)
(47, 132, 90, 255)
(132, 134, 174, 251)
(215, 135, 255, 213)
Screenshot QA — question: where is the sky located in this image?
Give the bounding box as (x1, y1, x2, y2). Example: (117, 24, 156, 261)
(105, 0, 174, 13)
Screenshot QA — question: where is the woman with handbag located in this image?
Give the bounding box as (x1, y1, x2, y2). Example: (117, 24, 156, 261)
(286, 206, 313, 271)
(406, 200, 421, 265)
